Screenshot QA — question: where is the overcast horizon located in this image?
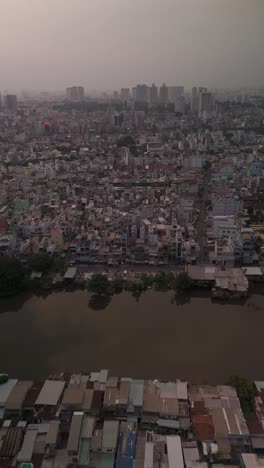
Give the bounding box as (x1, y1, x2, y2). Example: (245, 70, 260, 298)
(0, 0, 263, 93)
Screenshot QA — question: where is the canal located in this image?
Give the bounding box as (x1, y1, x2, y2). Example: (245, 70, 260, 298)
(0, 290, 263, 383)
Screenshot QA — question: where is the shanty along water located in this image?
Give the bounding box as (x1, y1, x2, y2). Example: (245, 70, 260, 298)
(0, 290, 263, 383)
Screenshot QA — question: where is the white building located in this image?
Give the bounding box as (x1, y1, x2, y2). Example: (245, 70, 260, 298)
(183, 155, 202, 169)
(212, 197, 242, 217)
(66, 87, 84, 100)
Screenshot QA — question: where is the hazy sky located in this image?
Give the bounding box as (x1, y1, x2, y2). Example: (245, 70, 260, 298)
(0, 0, 263, 92)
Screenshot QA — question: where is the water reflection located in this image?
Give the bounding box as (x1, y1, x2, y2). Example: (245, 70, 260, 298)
(88, 294, 112, 311)
(174, 294, 191, 306)
(1, 290, 264, 383)
(0, 292, 32, 313)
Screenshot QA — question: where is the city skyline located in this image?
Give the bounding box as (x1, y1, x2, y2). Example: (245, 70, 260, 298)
(0, 0, 264, 92)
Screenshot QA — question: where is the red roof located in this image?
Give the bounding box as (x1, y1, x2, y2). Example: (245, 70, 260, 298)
(0, 218, 8, 232)
(23, 381, 44, 408)
(192, 414, 215, 440)
(190, 400, 206, 416)
(246, 415, 264, 435)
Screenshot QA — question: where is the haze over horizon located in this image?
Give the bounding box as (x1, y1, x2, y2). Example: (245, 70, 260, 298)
(0, 0, 263, 93)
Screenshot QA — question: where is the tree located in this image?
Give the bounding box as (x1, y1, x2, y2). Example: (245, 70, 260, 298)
(88, 273, 110, 295)
(0, 374, 8, 385)
(247, 206, 254, 218)
(175, 272, 193, 290)
(111, 277, 125, 294)
(27, 253, 53, 272)
(117, 135, 135, 148)
(0, 257, 26, 297)
(140, 273, 154, 290)
(227, 376, 257, 415)
(154, 272, 176, 291)
(255, 237, 263, 254)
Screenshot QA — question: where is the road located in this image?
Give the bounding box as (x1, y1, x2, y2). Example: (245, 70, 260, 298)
(195, 168, 211, 262)
(77, 263, 185, 274)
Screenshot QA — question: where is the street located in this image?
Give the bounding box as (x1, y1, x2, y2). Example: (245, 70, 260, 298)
(195, 167, 211, 262)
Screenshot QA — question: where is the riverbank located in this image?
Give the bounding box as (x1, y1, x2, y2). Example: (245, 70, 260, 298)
(1, 259, 260, 302)
(3, 253, 262, 299)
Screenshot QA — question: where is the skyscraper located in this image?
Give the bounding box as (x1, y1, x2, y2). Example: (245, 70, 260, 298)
(66, 86, 84, 100)
(199, 92, 213, 113)
(168, 86, 184, 103)
(191, 87, 208, 113)
(191, 87, 199, 113)
(4, 94, 17, 110)
(149, 83, 158, 105)
(175, 95, 185, 114)
(135, 84, 148, 102)
(159, 83, 168, 104)
(120, 88, 130, 101)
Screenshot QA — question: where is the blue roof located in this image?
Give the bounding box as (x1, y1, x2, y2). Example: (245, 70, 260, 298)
(117, 430, 136, 459)
(115, 457, 133, 468)
(127, 433, 136, 458)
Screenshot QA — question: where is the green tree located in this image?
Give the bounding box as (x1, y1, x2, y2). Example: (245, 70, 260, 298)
(88, 273, 110, 295)
(0, 374, 8, 385)
(140, 273, 154, 290)
(227, 376, 257, 415)
(247, 205, 254, 219)
(117, 135, 135, 148)
(27, 253, 53, 272)
(0, 257, 26, 297)
(111, 277, 125, 294)
(254, 235, 263, 253)
(175, 272, 193, 290)
(203, 161, 211, 171)
(154, 272, 176, 291)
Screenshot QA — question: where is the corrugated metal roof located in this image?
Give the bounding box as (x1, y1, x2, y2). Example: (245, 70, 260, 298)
(17, 429, 38, 463)
(90, 372, 100, 382)
(157, 419, 180, 429)
(106, 376, 119, 388)
(129, 380, 144, 407)
(102, 420, 119, 451)
(99, 369, 109, 384)
(82, 389, 94, 411)
(118, 382, 129, 406)
(64, 267, 77, 279)
(176, 382, 188, 400)
(183, 446, 199, 468)
(241, 453, 262, 468)
(255, 381, 264, 392)
(116, 456, 133, 468)
(242, 266, 263, 276)
(35, 380, 65, 406)
(144, 442, 153, 468)
(67, 412, 83, 453)
(23, 381, 44, 408)
(0, 379, 18, 407)
(0, 427, 23, 458)
(81, 416, 95, 439)
(46, 421, 59, 445)
(62, 384, 85, 406)
(5, 381, 33, 410)
(167, 436, 184, 468)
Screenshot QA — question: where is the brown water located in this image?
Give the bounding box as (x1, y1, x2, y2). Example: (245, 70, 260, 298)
(0, 290, 263, 383)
